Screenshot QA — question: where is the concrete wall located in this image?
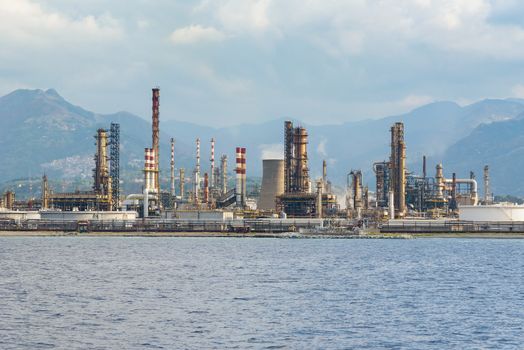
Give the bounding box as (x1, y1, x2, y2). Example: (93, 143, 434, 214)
(0, 211, 41, 220)
(175, 210, 234, 221)
(40, 211, 138, 221)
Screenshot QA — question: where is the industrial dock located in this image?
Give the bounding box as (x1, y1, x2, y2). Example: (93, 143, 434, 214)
(1, 87, 523, 237)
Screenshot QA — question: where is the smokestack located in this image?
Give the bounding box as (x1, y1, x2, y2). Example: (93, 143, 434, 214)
(388, 191, 394, 219)
(451, 172, 457, 211)
(220, 155, 228, 195)
(143, 147, 156, 217)
(316, 180, 323, 219)
(144, 148, 156, 192)
(484, 165, 491, 204)
(42, 174, 49, 209)
(422, 155, 427, 179)
(179, 168, 185, 200)
(235, 147, 246, 207)
(170, 138, 175, 197)
(242, 148, 247, 204)
(204, 173, 209, 204)
(322, 160, 327, 191)
(152, 88, 160, 198)
(210, 138, 215, 189)
(194, 138, 201, 204)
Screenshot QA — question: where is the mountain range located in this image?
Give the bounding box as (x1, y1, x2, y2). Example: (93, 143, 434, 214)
(1, 88, 524, 196)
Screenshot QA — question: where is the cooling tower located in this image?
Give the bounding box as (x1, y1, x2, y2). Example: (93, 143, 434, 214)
(259, 159, 285, 211)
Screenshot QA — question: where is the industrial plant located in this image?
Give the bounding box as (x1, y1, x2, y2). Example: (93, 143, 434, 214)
(1, 87, 523, 235)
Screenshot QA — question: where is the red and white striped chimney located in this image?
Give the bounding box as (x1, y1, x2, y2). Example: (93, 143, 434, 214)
(144, 148, 156, 191)
(235, 147, 246, 207)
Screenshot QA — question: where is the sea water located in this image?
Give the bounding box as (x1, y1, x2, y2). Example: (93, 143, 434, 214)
(0, 237, 523, 349)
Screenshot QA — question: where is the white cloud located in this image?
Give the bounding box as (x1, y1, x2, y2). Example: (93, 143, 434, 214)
(170, 25, 226, 45)
(195, 0, 524, 59)
(137, 19, 149, 30)
(0, 0, 122, 47)
(216, 0, 272, 33)
(191, 63, 252, 96)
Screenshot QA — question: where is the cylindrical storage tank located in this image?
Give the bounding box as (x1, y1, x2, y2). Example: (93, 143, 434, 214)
(258, 159, 285, 211)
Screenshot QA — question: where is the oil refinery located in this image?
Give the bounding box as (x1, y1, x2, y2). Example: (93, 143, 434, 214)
(1, 87, 524, 235)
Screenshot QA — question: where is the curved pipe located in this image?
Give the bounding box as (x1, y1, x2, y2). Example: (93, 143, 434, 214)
(444, 179, 478, 206)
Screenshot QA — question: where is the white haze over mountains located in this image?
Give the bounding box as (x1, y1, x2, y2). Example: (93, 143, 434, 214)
(2, 0, 524, 126)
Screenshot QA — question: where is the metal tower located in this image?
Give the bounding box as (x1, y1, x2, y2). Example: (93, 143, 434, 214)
(110, 122, 120, 210)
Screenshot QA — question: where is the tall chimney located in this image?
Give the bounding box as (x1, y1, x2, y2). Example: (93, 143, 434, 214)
(422, 155, 427, 179)
(221, 155, 228, 195)
(484, 165, 491, 204)
(42, 175, 49, 209)
(170, 138, 175, 197)
(235, 147, 246, 207)
(210, 138, 215, 189)
(152, 88, 160, 197)
(194, 138, 201, 204)
(322, 160, 327, 191)
(204, 173, 209, 204)
(179, 168, 185, 200)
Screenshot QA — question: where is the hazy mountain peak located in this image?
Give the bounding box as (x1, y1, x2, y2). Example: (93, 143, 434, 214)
(44, 88, 64, 100)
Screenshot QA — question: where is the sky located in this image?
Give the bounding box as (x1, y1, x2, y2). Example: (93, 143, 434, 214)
(1, 0, 524, 126)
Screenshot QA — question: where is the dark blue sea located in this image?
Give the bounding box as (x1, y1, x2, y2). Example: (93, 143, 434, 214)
(0, 237, 523, 349)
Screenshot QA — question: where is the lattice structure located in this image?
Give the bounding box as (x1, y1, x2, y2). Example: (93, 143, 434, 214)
(110, 123, 120, 210)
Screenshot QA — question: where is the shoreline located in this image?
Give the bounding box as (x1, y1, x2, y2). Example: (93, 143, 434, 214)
(1, 231, 524, 238)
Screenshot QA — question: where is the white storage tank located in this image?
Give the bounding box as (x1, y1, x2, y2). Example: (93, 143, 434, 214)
(459, 204, 524, 222)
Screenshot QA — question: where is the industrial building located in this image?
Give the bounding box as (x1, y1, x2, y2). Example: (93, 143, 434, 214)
(372, 121, 479, 219)
(47, 125, 120, 211)
(276, 121, 338, 218)
(1, 85, 516, 235)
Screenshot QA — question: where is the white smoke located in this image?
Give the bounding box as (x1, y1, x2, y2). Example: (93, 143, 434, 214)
(317, 137, 328, 157)
(259, 143, 283, 160)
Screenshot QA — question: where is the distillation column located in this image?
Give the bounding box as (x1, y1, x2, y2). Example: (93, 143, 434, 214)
(284, 121, 294, 193)
(390, 122, 406, 218)
(94, 128, 112, 208)
(294, 126, 310, 193)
